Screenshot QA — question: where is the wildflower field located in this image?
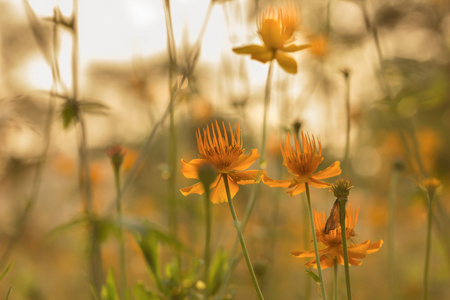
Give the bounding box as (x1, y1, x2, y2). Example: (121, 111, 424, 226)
(1, 0, 450, 299)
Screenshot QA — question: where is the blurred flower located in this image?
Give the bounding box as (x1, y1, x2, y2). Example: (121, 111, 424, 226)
(309, 34, 328, 58)
(420, 177, 442, 198)
(262, 132, 341, 195)
(292, 205, 383, 269)
(180, 121, 261, 204)
(107, 144, 126, 173)
(232, 5, 309, 74)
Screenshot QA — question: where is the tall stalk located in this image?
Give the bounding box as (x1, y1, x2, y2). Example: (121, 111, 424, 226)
(222, 174, 264, 300)
(388, 163, 401, 300)
(71, 0, 103, 295)
(305, 183, 327, 300)
(341, 69, 351, 175)
(216, 61, 274, 298)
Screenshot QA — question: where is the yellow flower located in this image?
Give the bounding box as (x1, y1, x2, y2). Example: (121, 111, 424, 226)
(180, 121, 261, 204)
(292, 205, 383, 269)
(262, 132, 341, 195)
(232, 5, 309, 74)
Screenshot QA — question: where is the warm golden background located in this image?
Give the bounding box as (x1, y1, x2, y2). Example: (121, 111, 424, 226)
(0, 0, 449, 299)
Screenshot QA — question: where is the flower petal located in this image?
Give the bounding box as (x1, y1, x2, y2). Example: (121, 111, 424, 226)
(262, 175, 292, 188)
(230, 149, 260, 170)
(275, 52, 297, 74)
(308, 177, 332, 189)
(287, 182, 306, 196)
(181, 158, 206, 179)
(180, 182, 204, 196)
(367, 240, 383, 254)
(210, 175, 239, 204)
(282, 43, 310, 52)
(233, 45, 273, 63)
(259, 19, 284, 49)
(313, 161, 341, 180)
(234, 170, 262, 185)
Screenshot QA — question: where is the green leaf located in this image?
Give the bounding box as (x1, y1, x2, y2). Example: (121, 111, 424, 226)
(5, 287, 11, 300)
(79, 100, 109, 115)
(133, 282, 163, 300)
(208, 248, 228, 295)
(47, 216, 88, 240)
(0, 261, 14, 281)
(305, 269, 321, 285)
(101, 268, 119, 300)
(60, 100, 79, 129)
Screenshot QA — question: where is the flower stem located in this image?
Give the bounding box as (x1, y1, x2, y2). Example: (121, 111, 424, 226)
(334, 258, 338, 300)
(422, 190, 433, 300)
(113, 166, 126, 298)
(216, 59, 274, 299)
(222, 174, 264, 300)
(260, 60, 274, 169)
(203, 186, 212, 299)
(304, 183, 327, 300)
(342, 70, 351, 176)
(338, 197, 352, 300)
(388, 168, 399, 300)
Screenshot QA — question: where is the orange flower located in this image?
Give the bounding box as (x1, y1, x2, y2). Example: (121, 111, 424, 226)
(180, 121, 261, 204)
(232, 5, 309, 74)
(292, 205, 383, 269)
(262, 132, 341, 195)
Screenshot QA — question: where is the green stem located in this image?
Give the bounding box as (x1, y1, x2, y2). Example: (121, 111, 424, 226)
(334, 258, 338, 300)
(342, 72, 351, 176)
(222, 174, 264, 300)
(216, 60, 274, 299)
(114, 168, 126, 298)
(260, 60, 274, 169)
(162, 0, 180, 267)
(305, 183, 327, 300)
(338, 197, 352, 300)
(422, 191, 433, 300)
(388, 169, 399, 300)
(203, 187, 212, 299)
(71, 1, 103, 295)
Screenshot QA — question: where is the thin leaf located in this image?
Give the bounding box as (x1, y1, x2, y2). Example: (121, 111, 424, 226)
(0, 261, 14, 280)
(305, 269, 321, 285)
(46, 216, 88, 240)
(133, 282, 163, 300)
(79, 100, 110, 115)
(101, 268, 119, 300)
(5, 287, 11, 300)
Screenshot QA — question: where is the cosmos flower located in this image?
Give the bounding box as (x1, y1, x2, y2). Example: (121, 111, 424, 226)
(232, 5, 309, 74)
(262, 132, 341, 195)
(180, 121, 261, 204)
(292, 205, 383, 269)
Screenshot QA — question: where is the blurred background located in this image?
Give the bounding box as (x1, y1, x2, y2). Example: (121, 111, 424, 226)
(0, 0, 450, 299)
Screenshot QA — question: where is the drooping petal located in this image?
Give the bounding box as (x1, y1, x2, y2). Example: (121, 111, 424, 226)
(234, 170, 262, 185)
(287, 182, 306, 196)
(180, 182, 205, 196)
(233, 45, 273, 63)
(308, 177, 332, 189)
(318, 256, 336, 269)
(262, 175, 292, 188)
(313, 161, 341, 179)
(233, 44, 267, 55)
(275, 51, 297, 74)
(181, 158, 206, 179)
(210, 174, 239, 204)
(251, 49, 275, 63)
(282, 43, 310, 52)
(347, 240, 371, 259)
(230, 149, 260, 170)
(366, 240, 383, 254)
